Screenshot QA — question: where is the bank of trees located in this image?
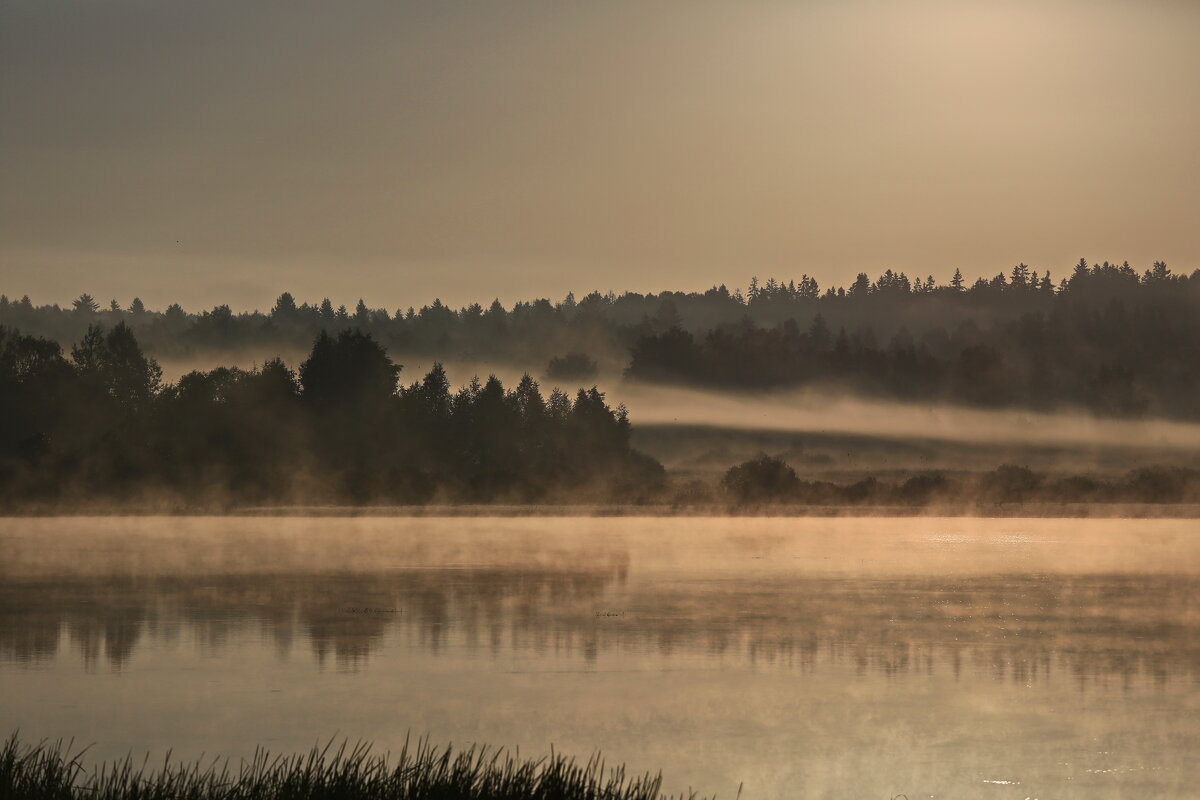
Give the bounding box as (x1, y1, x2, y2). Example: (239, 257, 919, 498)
(2, 317, 1195, 511)
(0, 325, 662, 508)
(715, 456, 1200, 508)
(628, 261, 1200, 418)
(2, 257, 1198, 418)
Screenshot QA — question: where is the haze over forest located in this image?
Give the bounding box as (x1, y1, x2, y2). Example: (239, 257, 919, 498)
(4, 260, 1200, 509)
(5, 257, 1198, 418)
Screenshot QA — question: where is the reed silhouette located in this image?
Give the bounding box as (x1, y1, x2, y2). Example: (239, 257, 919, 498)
(0, 733, 715, 800)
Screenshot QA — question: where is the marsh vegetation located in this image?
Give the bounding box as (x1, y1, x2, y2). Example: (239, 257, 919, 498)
(0, 734, 708, 800)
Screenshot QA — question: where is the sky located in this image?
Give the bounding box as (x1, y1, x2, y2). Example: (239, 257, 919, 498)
(2, 0, 1198, 312)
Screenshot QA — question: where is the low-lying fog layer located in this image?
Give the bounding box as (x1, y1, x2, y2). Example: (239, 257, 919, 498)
(153, 352, 1200, 459)
(616, 383, 1200, 452)
(399, 358, 1200, 456)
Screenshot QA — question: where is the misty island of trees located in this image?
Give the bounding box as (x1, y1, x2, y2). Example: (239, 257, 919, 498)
(0, 324, 662, 508)
(2, 257, 1197, 419)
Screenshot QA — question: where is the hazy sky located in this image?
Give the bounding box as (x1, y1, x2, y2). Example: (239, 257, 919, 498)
(2, 0, 1197, 311)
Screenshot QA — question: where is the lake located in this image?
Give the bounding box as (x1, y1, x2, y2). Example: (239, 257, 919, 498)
(1, 516, 1197, 799)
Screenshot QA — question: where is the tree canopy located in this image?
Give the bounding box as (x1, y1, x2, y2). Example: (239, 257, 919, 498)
(3, 257, 1198, 418)
(0, 325, 662, 508)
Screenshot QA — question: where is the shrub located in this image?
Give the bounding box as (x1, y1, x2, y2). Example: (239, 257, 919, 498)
(721, 454, 799, 503)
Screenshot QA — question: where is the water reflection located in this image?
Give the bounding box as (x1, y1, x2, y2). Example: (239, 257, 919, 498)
(3, 517, 1198, 799)
(4, 568, 1196, 687)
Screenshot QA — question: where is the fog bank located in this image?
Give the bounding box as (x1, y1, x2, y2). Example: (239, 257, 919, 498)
(616, 383, 1200, 452)
(152, 352, 1200, 457)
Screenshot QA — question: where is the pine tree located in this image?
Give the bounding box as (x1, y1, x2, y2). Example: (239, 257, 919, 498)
(272, 292, 298, 318)
(72, 293, 99, 314)
(1010, 263, 1030, 288)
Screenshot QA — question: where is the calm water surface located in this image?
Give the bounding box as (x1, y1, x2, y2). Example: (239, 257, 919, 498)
(1, 516, 1198, 799)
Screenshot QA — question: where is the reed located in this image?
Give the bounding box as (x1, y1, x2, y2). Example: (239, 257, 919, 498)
(0, 733, 717, 800)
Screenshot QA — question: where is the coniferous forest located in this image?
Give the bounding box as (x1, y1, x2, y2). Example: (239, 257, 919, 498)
(0, 324, 662, 508)
(3, 258, 1200, 510)
(3, 258, 1197, 419)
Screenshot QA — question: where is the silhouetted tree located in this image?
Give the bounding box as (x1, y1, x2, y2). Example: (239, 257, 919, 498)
(721, 455, 800, 503)
(271, 292, 298, 319)
(72, 293, 99, 315)
(71, 322, 162, 412)
(299, 330, 399, 406)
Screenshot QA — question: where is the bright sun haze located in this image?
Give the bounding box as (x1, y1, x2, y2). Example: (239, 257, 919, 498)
(2, 0, 1197, 310)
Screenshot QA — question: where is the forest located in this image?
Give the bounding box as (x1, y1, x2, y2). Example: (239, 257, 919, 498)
(2, 257, 1199, 509)
(2, 317, 1197, 510)
(627, 261, 1199, 418)
(0, 324, 662, 508)
(2, 258, 1197, 419)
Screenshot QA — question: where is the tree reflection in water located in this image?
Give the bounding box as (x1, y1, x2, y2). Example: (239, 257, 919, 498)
(2, 568, 1195, 687)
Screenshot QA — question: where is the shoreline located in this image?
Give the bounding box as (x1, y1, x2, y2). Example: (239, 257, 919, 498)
(3, 502, 1199, 518)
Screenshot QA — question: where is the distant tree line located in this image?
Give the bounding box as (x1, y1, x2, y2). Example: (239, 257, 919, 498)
(629, 260, 1200, 418)
(2, 257, 1197, 417)
(0, 324, 662, 508)
(710, 455, 1200, 508)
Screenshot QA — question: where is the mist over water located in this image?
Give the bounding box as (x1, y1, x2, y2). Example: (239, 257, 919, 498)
(2, 516, 1197, 799)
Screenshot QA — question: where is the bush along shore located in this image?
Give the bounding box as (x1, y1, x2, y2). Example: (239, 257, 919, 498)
(704, 456, 1200, 508)
(0, 733, 722, 800)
